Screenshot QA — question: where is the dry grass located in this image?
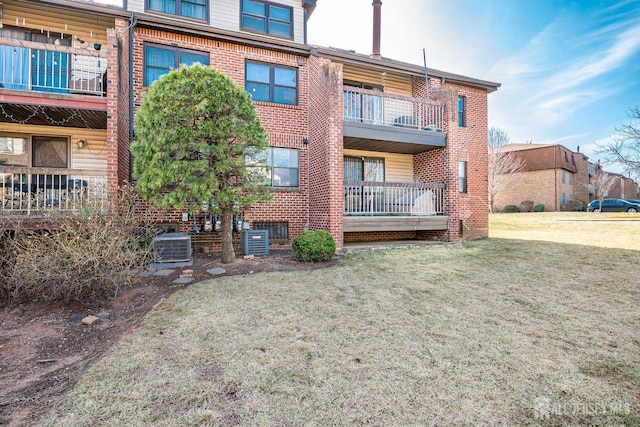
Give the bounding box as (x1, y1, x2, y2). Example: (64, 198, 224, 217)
(490, 212, 640, 250)
(47, 214, 640, 426)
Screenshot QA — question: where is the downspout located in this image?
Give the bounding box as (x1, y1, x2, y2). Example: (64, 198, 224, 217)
(554, 147, 557, 211)
(303, 8, 308, 45)
(128, 12, 137, 182)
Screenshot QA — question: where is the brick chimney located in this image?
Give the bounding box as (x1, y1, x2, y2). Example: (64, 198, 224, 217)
(371, 0, 382, 59)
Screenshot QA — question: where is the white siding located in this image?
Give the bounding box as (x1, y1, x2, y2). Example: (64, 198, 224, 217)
(128, 0, 145, 13)
(343, 149, 414, 183)
(0, 124, 107, 171)
(130, 0, 305, 44)
(211, 0, 239, 32)
(213, 0, 305, 44)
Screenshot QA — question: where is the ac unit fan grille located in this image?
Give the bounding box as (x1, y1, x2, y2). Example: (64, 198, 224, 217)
(242, 230, 269, 256)
(152, 233, 192, 263)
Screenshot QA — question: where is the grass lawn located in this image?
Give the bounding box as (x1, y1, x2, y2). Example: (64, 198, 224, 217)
(48, 214, 640, 426)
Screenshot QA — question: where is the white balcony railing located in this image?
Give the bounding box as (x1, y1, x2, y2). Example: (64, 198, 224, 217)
(0, 39, 106, 96)
(344, 181, 445, 216)
(1, 168, 107, 216)
(343, 87, 445, 132)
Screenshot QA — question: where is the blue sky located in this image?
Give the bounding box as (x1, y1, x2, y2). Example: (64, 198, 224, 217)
(307, 0, 640, 173)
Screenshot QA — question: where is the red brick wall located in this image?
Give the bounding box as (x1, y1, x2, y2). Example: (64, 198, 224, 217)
(307, 56, 344, 247)
(440, 84, 489, 241)
(106, 27, 120, 186)
(129, 27, 311, 242)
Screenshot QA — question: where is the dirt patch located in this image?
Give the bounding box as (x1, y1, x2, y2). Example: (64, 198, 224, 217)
(0, 249, 338, 426)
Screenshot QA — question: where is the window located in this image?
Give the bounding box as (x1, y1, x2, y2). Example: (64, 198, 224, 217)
(0, 135, 69, 168)
(144, 44, 209, 86)
(457, 96, 466, 127)
(245, 61, 297, 105)
(561, 193, 566, 205)
(241, 0, 293, 38)
(148, 0, 207, 20)
(459, 161, 467, 193)
(0, 136, 28, 166)
(561, 171, 566, 183)
(268, 147, 299, 188)
(253, 221, 289, 241)
(569, 174, 573, 185)
(343, 156, 384, 182)
(32, 137, 68, 168)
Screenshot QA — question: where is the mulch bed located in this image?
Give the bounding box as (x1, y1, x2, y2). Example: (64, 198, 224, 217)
(0, 250, 339, 426)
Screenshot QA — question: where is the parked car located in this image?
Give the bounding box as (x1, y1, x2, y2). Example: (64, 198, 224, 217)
(625, 199, 640, 205)
(587, 199, 640, 213)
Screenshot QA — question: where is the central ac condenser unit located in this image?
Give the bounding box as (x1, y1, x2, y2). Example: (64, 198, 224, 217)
(152, 232, 192, 263)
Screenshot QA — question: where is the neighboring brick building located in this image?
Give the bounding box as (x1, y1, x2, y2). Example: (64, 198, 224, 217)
(1, 0, 500, 248)
(607, 173, 640, 200)
(494, 144, 639, 212)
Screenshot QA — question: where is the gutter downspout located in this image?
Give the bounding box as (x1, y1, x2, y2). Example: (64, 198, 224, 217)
(554, 147, 557, 211)
(128, 12, 137, 182)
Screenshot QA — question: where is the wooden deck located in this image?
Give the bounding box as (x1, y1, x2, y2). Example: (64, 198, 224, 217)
(343, 215, 449, 232)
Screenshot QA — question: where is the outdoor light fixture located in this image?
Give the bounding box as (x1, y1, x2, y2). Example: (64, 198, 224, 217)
(303, 138, 309, 145)
(77, 139, 86, 149)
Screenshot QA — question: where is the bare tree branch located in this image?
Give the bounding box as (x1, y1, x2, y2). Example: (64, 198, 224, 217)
(487, 127, 526, 213)
(592, 168, 617, 203)
(596, 106, 640, 177)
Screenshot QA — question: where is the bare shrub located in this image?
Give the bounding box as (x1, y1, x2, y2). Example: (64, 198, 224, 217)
(0, 184, 157, 303)
(520, 200, 534, 212)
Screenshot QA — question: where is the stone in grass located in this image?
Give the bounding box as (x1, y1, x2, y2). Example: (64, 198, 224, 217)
(152, 269, 175, 277)
(81, 315, 100, 326)
(97, 312, 112, 320)
(70, 315, 83, 324)
(206, 267, 226, 276)
(173, 277, 195, 285)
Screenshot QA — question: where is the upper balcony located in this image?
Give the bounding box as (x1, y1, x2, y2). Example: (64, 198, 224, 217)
(0, 39, 107, 97)
(343, 86, 446, 154)
(0, 38, 108, 128)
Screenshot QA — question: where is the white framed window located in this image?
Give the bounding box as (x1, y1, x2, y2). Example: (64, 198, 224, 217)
(268, 147, 299, 188)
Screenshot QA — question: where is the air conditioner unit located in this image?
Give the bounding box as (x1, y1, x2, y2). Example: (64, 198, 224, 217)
(242, 230, 269, 256)
(152, 232, 192, 263)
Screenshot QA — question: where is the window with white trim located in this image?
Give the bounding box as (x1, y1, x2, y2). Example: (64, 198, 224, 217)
(268, 147, 299, 188)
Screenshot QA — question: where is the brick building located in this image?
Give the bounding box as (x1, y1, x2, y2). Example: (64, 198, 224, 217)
(493, 143, 639, 212)
(1, 0, 500, 248)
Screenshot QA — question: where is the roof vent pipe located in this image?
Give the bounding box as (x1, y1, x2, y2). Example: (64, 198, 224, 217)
(371, 0, 382, 59)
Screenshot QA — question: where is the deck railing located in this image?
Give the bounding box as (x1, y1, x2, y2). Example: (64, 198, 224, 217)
(1, 167, 108, 216)
(343, 87, 445, 132)
(344, 181, 445, 215)
(0, 39, 106, 96)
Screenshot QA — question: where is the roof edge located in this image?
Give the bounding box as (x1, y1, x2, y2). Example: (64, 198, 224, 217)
(313, 46, 501, 93)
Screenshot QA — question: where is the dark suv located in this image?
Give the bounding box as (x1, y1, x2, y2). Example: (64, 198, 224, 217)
(587, 199, 640, 213)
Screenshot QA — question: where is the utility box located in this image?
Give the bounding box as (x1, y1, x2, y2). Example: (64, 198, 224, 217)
(152, 232, 192, 263)
(242, 230, 269, 256)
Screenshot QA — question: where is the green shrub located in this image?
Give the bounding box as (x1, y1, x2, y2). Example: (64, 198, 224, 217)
(504, 205, 520, 213)
(520, 200, 534, 212)
(534, 204, 545, 212)
(292, 230, 336, 262)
